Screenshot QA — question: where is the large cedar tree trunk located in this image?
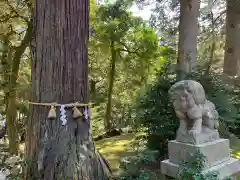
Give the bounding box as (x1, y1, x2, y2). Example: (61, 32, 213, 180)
(25, 0, 111, 179)
(177, 0, 200, 80)
(223, 0, 240, 76)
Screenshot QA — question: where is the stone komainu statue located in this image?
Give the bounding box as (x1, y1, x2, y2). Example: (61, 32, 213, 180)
(169, 80, 219, 136)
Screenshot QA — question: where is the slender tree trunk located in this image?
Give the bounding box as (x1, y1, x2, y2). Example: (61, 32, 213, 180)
(25, 0, 111, 179)
(176, 0, 200, 80)
(105, 41, 117, 132)
(90, 80, 97, 100)
(0, 35, 11, 141)
(1, 34, 11, 113)
(6, 20, 33, 154)
(205, 11, 216, 75)
(223, 0, 240, 76)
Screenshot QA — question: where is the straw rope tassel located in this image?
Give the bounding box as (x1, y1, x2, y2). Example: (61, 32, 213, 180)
(48, 105, 56, 119)
(72, 106, 82, 119)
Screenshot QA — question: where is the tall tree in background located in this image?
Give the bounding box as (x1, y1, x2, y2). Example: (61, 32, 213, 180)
(25, 0, 111, 179)
(177, 0, 200, 80)
(0, 0, 33, 154)
(6, 19, 32, 154)
(223, 0, 240, 76)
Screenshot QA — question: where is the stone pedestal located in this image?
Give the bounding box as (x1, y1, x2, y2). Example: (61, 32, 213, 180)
(161, 138, 240, 179)
(176, 129, 219, 145)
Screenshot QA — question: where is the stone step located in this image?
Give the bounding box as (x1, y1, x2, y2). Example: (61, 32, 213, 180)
(202, 158, 240, 180)
(168, 139, 231, 168)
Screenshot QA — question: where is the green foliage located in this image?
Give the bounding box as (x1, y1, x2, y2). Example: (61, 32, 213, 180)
(96, 1, 135, 41)
(132, 62, 178, 155)
(91, 105, 106, 137)
(118, 171, 158, 180)
(117, 149, 159, 180)
(186, 67, 240, 137)
(187, 71, 237, 120)
(178, 150, 233, 180)
(89, 0, 161, 132)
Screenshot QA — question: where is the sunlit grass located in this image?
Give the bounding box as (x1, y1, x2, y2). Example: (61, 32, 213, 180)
(96, 133, 138, 172)
(232, 149, 240, 159)
(234, 152, 240, 159)
(230, 137, 240, 159)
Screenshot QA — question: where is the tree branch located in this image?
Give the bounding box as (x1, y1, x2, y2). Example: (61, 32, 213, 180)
(0, 14, 19, 23)
(5, 0, 29, 23)
(213, 10, 226, 24)
(8, 20, 33, 94)
(0, 25, 18, 40)
(118, 41, 141, 57)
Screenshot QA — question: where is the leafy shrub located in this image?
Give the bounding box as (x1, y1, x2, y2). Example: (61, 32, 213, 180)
(133, 63, 178, 156)
(117, 171, 158, 180)
(186, 68, 240, 137)
(117, 149, 159, 180)
(91, 105, 106, 138)
(178, 150, 233, 180)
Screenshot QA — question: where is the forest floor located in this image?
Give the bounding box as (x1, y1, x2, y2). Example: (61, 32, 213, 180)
(95, 132, 143, 172)
(96, 132, 240, 174)
(0, 133, 239, 179)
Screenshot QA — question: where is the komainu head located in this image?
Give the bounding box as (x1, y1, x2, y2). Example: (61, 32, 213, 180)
(169, 80, 206, 107)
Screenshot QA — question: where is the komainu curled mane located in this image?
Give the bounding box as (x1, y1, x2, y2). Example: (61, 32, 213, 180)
(169, 80, 219, 136)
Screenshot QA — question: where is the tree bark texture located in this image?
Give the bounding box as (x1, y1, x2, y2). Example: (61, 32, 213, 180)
(0, 34, 11, 113)
(0, 35, 11, 141)
(25, 0, 111, 179)
(105, 41, 117, 132)
(223, 0, 240, 76)
(177, 0, 200, 80)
